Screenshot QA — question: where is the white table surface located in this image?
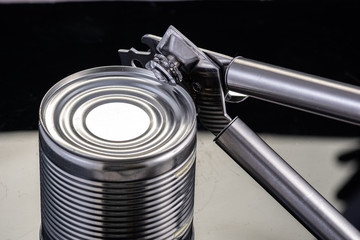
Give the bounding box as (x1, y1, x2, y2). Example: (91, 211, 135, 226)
(0, 131, 358, 240)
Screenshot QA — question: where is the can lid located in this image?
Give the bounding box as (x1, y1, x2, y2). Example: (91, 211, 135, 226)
(39, 66, 196, 181)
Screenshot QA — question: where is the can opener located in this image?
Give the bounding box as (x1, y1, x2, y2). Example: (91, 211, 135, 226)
(119, 26, 360, 240)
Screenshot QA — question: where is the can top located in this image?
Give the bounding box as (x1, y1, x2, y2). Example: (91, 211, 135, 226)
(39, 66, 196, 181)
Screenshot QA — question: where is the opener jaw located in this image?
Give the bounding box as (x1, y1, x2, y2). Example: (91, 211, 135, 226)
(119, 26, 246, 135)
(118, 34, 161, 68)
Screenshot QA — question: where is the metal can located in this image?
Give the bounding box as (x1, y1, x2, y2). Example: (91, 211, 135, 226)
(39, 66, 196, 240)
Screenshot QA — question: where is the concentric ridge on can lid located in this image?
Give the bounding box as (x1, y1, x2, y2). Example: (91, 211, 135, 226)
(39, 66, 196, 181)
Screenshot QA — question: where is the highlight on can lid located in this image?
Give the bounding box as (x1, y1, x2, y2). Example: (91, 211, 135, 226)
(85, 102, 151, 142)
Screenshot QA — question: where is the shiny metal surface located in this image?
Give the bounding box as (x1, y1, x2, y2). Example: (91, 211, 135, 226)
(215, 117, 360, 240)
(39, 66, 196, 239)
(119, 26, 236, 135)
(85, 102, 151, 141)
(226, 57, 360, 125)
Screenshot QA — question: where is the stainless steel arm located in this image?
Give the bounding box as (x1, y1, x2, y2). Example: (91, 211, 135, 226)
(215, 117, 360, 240)
(226, 57, 360, 125)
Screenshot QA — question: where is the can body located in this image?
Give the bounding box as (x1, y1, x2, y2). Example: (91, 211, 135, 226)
(39, 66, 196, 240)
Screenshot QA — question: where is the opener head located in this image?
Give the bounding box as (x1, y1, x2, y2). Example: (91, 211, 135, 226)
(119, 26, 246, 135)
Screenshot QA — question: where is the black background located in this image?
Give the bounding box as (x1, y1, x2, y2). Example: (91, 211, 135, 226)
(0, 1, 360, 135)
(1, 0, 360, 231)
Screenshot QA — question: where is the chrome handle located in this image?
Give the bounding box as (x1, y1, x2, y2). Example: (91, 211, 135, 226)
(226, 57, 360, 125)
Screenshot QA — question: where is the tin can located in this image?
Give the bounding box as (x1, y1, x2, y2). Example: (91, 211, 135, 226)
(39, 66, 196, 240)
